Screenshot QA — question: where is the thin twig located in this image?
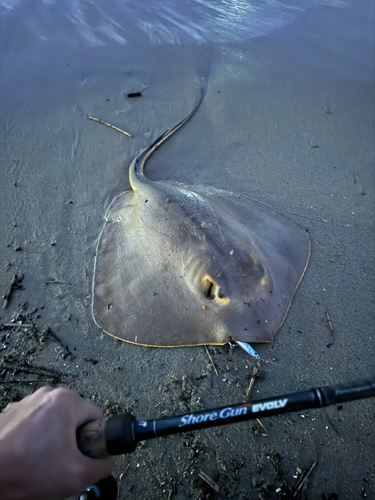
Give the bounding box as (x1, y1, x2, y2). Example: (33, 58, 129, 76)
(247, 366, 258, 396)
(271, 458, 292, 494)
(327, 416, 344, 441)
(292, 461, 317, 498)
(0, 378, 59, 384)
(256, 418, 268, 434)
(3, 274, 18, 309)
(204, 345, 218, 377)
(41, 326, 75, 359)
(326, 311, 335, 346)
(46, 281, 70, 285)
(326, 311, 333, 331)
(117, 462, 131, 499)
(167, 489, 173, 500)
(118, 463, 130, 482)
(1, 323, 34, 329)
(1, 361, 68, 379)
(89, 116, 132, 138)
(198, 471, 220, 492)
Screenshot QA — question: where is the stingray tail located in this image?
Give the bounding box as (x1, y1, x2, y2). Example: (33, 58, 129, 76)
(129, 86, 204, 191)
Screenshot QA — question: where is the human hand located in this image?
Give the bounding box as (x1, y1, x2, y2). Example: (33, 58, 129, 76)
(0, 386, 116, 500)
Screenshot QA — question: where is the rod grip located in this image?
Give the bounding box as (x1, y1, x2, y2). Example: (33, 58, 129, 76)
(77, 414, 137, 458)
(320, 376, 375, 406)
(77, 418, 109, 459)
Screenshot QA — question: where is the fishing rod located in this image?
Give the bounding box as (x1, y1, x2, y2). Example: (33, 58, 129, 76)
(77, 376, 374, 499)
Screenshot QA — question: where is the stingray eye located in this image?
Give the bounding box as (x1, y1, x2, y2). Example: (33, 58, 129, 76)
(215, 288, 230, 304)
(202, 277, 216, 300)
(201, 275, 230, 304)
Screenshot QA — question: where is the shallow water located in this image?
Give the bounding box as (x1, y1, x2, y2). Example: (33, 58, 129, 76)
(0, 0, 353, 46)
(0, 0, 373, 110)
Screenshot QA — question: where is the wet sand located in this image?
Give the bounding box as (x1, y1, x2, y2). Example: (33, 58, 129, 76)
(0, 1, 374, 498)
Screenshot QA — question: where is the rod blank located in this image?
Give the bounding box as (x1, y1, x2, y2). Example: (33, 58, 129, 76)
(77, 376, 375, 459)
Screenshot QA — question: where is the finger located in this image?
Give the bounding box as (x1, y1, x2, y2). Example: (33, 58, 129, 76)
(73, 397, 105, 427)
(31, 385, 54, 398)
(23, 385, 53, 404)
(47, 387, 104, 427)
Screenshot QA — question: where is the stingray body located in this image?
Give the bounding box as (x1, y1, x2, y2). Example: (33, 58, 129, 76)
(92, 91, 310, 347)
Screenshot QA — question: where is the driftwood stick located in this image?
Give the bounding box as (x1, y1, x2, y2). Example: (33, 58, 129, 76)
(89, 116, 132, 138)
(1, 323, 34, 329)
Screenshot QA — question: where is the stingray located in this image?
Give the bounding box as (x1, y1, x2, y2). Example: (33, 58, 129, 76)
(92, 90, 310, 348)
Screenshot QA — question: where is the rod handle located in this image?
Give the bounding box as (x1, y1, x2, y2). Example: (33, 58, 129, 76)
(77, 414, 137, 459)
(320, 376, 375, 406)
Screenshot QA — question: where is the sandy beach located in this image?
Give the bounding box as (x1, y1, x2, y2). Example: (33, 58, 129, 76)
(0, 0, 374, 498)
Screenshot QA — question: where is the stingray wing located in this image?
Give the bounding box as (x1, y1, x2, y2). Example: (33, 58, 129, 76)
(92, 186, 310, 346)
(191, 185, 310, 343)
(92, 190, 224, 346)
